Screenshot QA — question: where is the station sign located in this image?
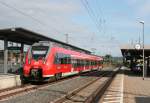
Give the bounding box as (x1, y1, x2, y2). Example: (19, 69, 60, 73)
(8, 47, 21, 51)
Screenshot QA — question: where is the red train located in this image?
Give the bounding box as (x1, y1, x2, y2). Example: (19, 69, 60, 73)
(23, 41, 103, 81)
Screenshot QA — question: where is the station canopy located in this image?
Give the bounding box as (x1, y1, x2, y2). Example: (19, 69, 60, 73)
(120, 44, 150, 59)
(0, 27, 91, 54)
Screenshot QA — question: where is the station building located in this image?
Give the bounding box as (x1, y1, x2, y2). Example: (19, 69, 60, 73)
(120, 44, 150, 75)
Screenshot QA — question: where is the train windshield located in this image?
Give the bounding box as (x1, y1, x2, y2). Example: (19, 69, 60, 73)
(31, 46, 49, 60)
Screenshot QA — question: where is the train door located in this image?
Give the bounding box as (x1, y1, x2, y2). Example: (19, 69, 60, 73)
(54, 53, 61, 73)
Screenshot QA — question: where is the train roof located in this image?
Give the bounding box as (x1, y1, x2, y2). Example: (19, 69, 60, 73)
(53, 46, 103, 60)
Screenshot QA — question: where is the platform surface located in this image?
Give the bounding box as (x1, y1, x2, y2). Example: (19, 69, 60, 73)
(124, 68, 150, 103)
(0, 74, 21, 90)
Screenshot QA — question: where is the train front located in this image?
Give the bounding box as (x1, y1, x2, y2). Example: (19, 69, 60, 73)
(23, 42, 51, 81)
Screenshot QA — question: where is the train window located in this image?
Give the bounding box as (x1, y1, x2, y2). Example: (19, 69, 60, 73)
(66, 54, 71, 64)
(60, 54, 66, 64)
(72, 59, 77, 67)
(60, 58, 64, 64)
(54, 53, 61, 64)
(54, 53, 71, 64)
(88, 60, 90, 66)
(80, 60, 82, 66)
(98, 61, 102, 65)
(81, 60, 84, 66)
(71, 59, 74, 65)
(75, 59, 77, 67)
(54, 53, 63, 64)
(86, 61, 88, 66)
(32, 46, 49, 60)
(77, 59, 79, 67)
(68, 57, 71, 64)
(63, 56, 66, 64)
(82, 60, 85, 66)
(97, 61, 99, 65)
(86, 60, 89, 66)
(90, 61, 92, 65)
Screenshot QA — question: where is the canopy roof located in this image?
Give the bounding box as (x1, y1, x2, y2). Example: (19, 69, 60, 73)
(0, 27, 91, 54)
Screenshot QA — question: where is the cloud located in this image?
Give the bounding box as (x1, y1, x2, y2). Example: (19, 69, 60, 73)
(126, 0, 150, 17)
(138, 1, 150, 17)
(0, 0, 96, 50)
(0, 0, 125, 56)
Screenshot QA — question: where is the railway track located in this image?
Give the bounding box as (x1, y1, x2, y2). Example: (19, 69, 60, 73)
(52, 68, 118, 103)
(0, 68, 118, 103)
(0, 70, 99, 101)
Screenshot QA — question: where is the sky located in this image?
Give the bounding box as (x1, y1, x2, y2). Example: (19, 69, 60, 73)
(0, 0, 150, 57)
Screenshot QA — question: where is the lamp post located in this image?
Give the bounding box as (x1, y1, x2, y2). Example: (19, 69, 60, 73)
(139, 21, 145, 80)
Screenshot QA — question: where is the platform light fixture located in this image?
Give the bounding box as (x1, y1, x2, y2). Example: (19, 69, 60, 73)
(139, 21, 145, 80)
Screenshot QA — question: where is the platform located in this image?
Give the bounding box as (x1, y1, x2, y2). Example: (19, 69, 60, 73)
(124, 67, 150, 103)
(0, 74, 21, 90)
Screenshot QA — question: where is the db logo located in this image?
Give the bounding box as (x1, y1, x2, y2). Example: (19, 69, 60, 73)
(57, 66, 61, 69)
(34, 62, 39, 65)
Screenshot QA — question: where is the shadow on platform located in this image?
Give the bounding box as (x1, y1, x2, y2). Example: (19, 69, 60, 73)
(124, 69, 150, 78)
(80, 70, 116, 77)
(135, 96, 150, 103)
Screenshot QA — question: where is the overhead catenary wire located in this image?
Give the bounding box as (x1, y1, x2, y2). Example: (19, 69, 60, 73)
(0, 0, 62, 34)
(95, 0, 106, 34)
(81, 0, 102, 33)
(94, 0, 119, 47)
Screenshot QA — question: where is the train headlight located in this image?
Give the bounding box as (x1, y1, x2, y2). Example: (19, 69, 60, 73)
(43, 60, 46, 64)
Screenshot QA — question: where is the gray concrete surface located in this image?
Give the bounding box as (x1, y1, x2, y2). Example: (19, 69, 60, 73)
(0, 70, 111, 103)
(0, 74, 21, 90)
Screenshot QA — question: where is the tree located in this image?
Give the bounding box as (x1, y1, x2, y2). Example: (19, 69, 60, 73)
(104, 54, 112, 63)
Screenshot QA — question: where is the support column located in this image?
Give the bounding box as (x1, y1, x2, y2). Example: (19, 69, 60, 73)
(145, 60, 147, 77)
(20, 43, 24, 66)
(4, 38, 8, 74)
(123, 56, 125, 64)
(148, 58, 150, 75)
(130, 58, 133, 69)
